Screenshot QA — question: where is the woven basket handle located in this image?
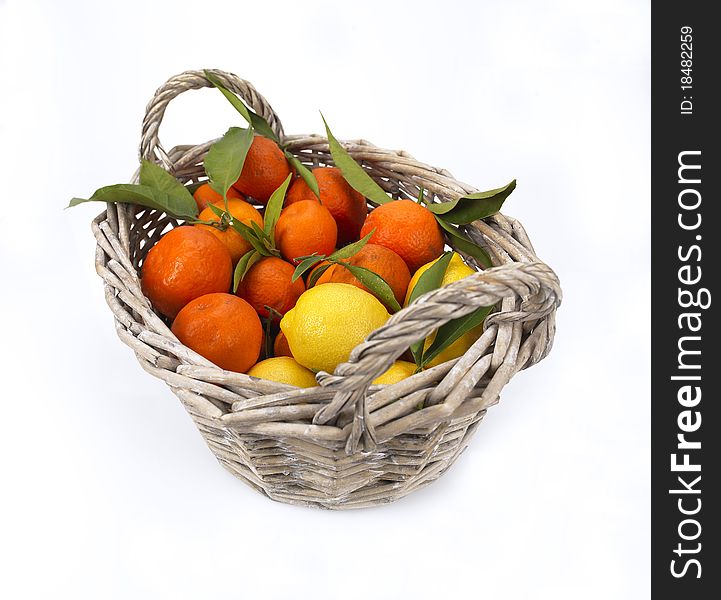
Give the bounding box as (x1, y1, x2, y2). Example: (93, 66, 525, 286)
(139, 69, 285, 168)
(313, 260, 561, 453)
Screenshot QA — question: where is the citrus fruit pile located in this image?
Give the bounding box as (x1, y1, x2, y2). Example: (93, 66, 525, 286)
(72, 73, 516, 389)
(138, 136, 462, 386)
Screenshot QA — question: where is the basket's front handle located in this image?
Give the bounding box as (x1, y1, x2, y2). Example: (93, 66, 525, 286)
(313, 261, 562, 453)
(139, 69, 285, 168)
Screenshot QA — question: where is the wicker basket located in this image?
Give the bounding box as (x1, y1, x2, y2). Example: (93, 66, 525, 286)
(91, 69, 562, 509)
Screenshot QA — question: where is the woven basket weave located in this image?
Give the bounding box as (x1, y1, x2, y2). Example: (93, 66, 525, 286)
(92, 69, 562, 509)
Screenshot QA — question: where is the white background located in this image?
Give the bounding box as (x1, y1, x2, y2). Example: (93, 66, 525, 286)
(0, 1, 650, 598)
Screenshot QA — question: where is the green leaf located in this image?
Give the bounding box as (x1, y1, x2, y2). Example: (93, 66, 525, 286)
(251, 219, 271, 243)
(69, 183, 198, 220)
(206, 203, 225, 218)
(231, 220, 269, 256)
(204, 126, 254, 202)
(284, 151, 320, 200)
(321, 113, 390, 205)
(436, 217, 492, 268)
(204, 70, 251, 120)
(249, 220, 278, 255)
(307, 262, 333, 287)
(426, 180, 516, 224)
(262, 312, 275, 359)
(139, 160, 191, 199)
(244, 220, 275, 254)
(291, 254, 325, 283)
(233, 250, 263, 292)
(264, 173, 293, 237)
(264, 240, 281, 256)
(410, 340, 424, 368)
(248, 116, 279, 144)
(406, 251, 453, 306)
(204, 70, 279, 143)
(207, 203, 269, 256)
(327, 229, 374, 261)
(338, 263, 402, 313)
(421, 305, 494, 367)
(405, 250, 453, 365)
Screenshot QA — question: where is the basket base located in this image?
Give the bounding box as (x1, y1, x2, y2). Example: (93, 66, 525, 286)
(190, 411, 486, 510)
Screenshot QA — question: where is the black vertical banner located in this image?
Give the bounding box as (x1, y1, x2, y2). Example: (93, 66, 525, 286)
(652, 2, 719, 597)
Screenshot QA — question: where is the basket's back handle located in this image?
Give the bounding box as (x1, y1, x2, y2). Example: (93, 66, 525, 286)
(139, 69, 285, 168)
(313, 261, 562, 453)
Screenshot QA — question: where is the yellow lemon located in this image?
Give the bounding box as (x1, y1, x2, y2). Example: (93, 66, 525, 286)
(404, 252, 476, 306)
(373, 360, 418, 385)
(280, 283, 390, 373)
(404, 252, 485, 367)
(247, 357, 318, 388)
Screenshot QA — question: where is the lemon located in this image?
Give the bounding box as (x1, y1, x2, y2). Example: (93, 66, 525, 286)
(280, 283, 390, 373)
(404, 252, 476, 306)
(404, 252, 483, 367)
(247, 357, 318, 388)
(373, 360, 418, 385)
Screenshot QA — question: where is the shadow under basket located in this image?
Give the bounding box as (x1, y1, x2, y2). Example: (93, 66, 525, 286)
(91, 69, 562, 509)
